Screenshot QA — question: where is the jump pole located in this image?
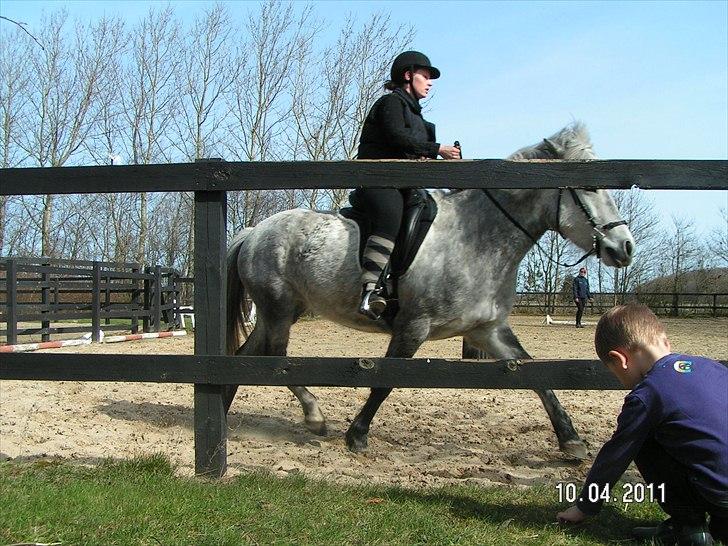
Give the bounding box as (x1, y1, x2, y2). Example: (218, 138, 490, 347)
(0, 332, 93, 353)
(543, 314, 596, 326)
(103, 330, 187, 343)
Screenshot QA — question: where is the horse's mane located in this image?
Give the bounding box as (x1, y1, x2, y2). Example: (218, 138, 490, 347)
(507, 121, 592, 160)
(438, 122, 593, 199)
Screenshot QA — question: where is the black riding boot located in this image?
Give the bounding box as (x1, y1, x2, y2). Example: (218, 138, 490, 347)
(632, 517, 714, 545)
(358, 234, 394, 320)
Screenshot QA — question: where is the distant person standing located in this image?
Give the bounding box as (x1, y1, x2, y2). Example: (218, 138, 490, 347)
(573, 267, 592, 328)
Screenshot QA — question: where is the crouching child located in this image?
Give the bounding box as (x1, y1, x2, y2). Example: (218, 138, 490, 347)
(556, 304, 727, 545)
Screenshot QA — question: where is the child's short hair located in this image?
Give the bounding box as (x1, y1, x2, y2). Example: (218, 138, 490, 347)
(594, 304, 666, 363)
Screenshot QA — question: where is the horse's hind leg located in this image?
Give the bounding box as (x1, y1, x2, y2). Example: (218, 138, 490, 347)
(345, 320, 429, 452)
(223, 325, 267, 414)
(225, 299, 327, 435)
(464, 323, 587, 460)
(289, 386, 327, 436)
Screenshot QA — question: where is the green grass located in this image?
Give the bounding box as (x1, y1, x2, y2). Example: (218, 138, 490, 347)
(1, 455, 664, 545)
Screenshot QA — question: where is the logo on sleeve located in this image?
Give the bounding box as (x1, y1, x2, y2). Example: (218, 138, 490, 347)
(673, 360, 693, 373)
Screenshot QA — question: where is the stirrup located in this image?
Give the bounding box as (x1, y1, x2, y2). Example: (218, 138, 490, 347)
(359, 289, 387, 320)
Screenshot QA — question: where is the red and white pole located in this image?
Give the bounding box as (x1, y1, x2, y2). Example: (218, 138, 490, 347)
(102, 330, 187, 344)
(0, 333, 93, 353)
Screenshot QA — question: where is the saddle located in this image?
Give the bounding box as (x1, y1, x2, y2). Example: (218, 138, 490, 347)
(340, 189, 438, 319)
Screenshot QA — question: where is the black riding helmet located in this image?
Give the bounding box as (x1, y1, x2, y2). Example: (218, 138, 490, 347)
(390, 50, 440, 84)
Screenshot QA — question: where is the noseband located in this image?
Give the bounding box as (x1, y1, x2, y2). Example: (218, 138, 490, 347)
(483, 188, 627, 268)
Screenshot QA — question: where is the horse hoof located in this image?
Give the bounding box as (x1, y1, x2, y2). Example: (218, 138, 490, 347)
(305, 420, 328, 436)
(345, 430, 368, 453)
(561, 439, 588, 460)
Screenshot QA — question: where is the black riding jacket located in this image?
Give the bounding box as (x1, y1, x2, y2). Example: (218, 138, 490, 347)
(358, 88, 439, 159)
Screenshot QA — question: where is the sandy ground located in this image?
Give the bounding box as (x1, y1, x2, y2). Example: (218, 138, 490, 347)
(1, 315, 726, 489)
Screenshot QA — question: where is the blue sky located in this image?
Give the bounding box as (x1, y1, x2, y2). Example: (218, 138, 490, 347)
(2, 0, 727, 236)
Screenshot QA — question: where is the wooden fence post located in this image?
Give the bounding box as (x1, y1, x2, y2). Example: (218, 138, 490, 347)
(91, 262, 101, 342)
(143, 267, 151, 333)
(6, 259, 18, 345)
(41, 260, 50, 342)
(193, 188, 228, 478)
(104, 273, 111, 326)
(131, 265, 140, 334)
(153, 265, 162, 332)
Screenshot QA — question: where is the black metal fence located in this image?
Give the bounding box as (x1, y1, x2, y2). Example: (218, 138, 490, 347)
(0, 158, 726, 478)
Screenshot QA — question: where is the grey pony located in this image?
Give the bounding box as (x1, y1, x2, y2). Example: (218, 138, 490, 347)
(225, 122, 635, 459)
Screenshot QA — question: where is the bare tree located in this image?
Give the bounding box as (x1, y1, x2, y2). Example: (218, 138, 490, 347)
(121, 6, 181, 263)
(1, 3, 425, 271)
(227, 1, 317, 162)
(223, 0, 319, 229)
(16, 11, 125, 257)
(709, 207, 728, 267)
(167, 3, 244, 276)
(520, 231, 571, 313)
(5, 196, 42, 256)
(0, 26, 33, 254)
(289, 13, 413, 210)
(147, 193, 191, 272)
(656, 216, 702, 315)
(606, 188, 661, 297)
(173, 3, 240, 161)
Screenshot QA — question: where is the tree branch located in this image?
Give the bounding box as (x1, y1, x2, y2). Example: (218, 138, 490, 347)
(0, 15, 45, 50)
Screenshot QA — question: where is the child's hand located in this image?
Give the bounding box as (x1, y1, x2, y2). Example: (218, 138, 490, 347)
(557, 505, 587, 524)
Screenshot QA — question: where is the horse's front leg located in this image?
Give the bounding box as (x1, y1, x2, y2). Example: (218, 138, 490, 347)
(465, 323, 587, 460)
(345, 320, 429, 452)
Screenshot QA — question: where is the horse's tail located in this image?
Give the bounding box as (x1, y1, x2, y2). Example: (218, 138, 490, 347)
(226, 228, 253, 356)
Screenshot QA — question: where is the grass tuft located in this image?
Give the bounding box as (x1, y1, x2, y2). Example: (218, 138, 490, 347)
(98, 452, 176, 476)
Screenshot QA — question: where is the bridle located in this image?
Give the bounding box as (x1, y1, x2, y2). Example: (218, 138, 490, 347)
(483, 187, 628, 268)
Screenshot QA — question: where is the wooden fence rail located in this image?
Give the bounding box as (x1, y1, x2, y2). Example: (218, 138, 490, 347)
(3, 351, 727, 387)
(2, 160, 726, 195)
(1, 159, 726, 478)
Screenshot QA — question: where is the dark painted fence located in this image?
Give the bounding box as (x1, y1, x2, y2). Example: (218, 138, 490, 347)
(1, 158, 726, 478)
(0, 257, 185, 344)
(513, 291, 728, 317)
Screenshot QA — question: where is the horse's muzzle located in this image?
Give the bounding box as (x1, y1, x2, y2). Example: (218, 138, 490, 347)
(603, 237, 635, 267)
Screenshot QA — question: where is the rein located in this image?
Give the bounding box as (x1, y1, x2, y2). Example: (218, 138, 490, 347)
(482, 188, 627, 268)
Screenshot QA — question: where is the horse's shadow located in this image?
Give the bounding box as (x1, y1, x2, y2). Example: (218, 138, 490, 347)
(95, 399, 586, 482)
(96, 399, 193, 429)
(95, 399, 323, 446)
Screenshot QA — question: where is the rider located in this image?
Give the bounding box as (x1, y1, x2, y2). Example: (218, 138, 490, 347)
(353, 50, 461, 319)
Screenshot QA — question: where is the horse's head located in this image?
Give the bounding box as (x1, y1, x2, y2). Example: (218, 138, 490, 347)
(509, 122, 636, 267)
(556, 186, 635, 267)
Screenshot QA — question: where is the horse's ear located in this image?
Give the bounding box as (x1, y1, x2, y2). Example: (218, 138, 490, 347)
(543, 138, 564, 158)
